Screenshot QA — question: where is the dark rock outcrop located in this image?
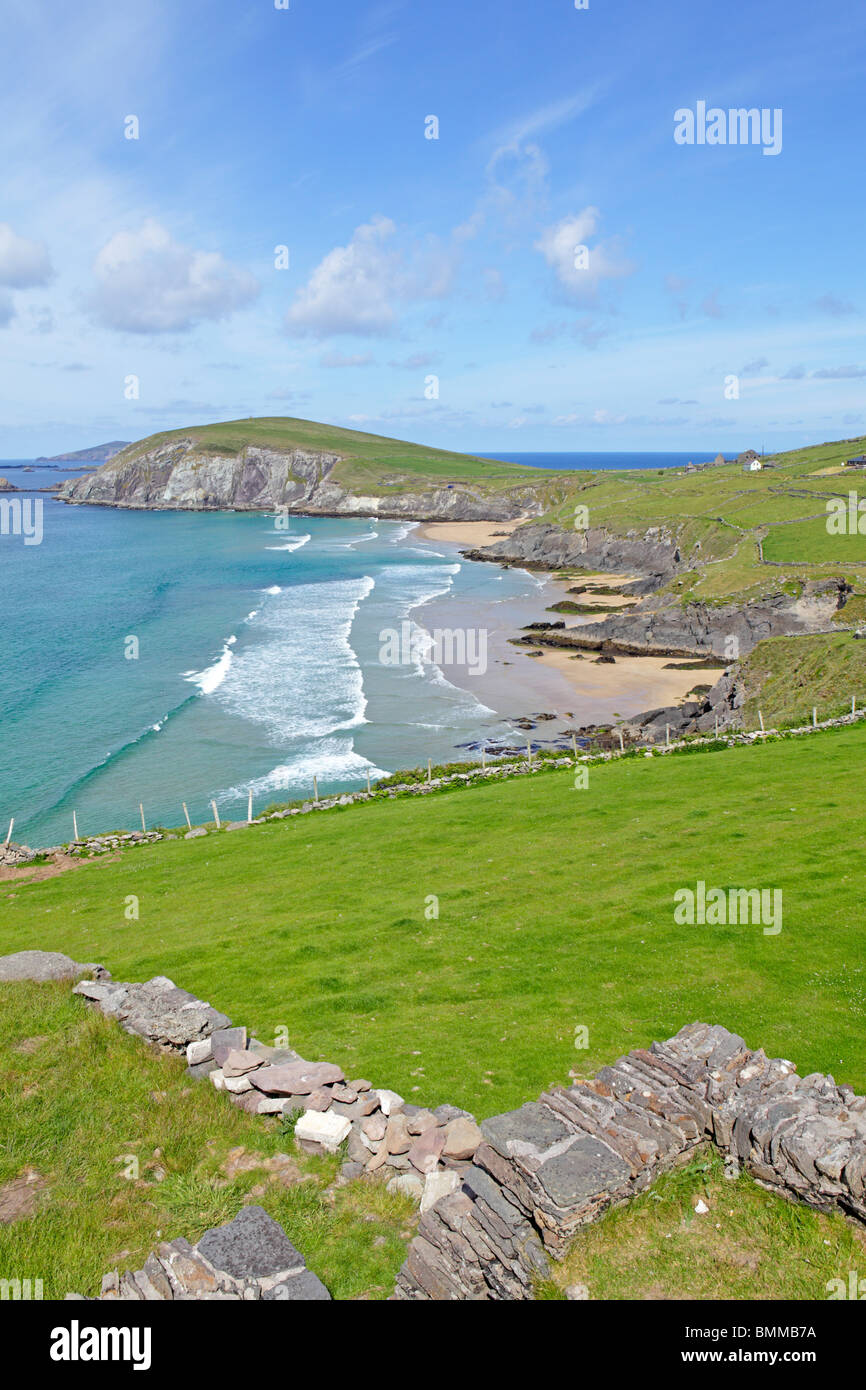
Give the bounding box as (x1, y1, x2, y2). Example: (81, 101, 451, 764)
(462, 521, 678, 590)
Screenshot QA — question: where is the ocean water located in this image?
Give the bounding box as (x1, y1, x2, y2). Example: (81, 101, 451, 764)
(0, 469, 544, 847)
(477, 451, 733, 470)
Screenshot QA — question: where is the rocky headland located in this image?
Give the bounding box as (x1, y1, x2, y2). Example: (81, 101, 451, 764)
(58, 438, 541, 522)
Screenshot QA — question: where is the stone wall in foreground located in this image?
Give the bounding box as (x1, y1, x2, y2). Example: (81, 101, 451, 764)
(70, 967, 483, 1213)
(3, 951, 864, 1301)
(396, 1023, 866, 1299)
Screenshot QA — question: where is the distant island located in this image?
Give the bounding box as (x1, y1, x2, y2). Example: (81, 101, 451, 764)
(36, 441, 130, 464)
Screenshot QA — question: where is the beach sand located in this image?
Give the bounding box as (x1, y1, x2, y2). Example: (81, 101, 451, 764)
(407, 537, 721, 735)
(417, 519, 522, 547)
(527, 647, 723, 712)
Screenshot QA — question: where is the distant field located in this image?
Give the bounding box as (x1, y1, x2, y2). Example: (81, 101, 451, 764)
(1, 725, 864, 1118)
(762, 515, 866, 564)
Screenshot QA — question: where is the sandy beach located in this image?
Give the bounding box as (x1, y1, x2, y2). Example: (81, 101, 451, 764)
(417, 519, 523, 547)
(407, 534, 721, 735)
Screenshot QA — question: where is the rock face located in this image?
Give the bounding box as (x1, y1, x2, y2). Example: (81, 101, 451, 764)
(0, 950, 107, 983)
(0, 476, 17, 492)
(396, 1022, 866, 1300)
(72, 974, 230, 1049)
(463, 521, 680, 590)
(552, 580, 850, 660)
(80, 1207, 330, 1301)
(58, 439, 541, 522)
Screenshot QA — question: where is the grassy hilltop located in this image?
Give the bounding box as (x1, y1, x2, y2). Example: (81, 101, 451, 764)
(112, 415, 556, 495)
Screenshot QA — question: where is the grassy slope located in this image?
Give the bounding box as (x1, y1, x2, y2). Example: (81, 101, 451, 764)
(0, 981, 414, 1300)
(739, 631, 866, 728)
(541, 1148, 865, 1301)
(541, 434, 866, 605)
(1, 725, 864, 1119)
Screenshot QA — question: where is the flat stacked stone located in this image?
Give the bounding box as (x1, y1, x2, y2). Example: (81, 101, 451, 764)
(72, 974, 230, 1050)
(70, 1206, 330, 1301)
(396, 1022, 866, 1299)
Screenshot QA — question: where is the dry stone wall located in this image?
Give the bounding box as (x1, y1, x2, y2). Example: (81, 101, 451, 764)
(397, 1022, 866, 1299)
(72, 971, 484, 1212)
(4, 953, 865, 1302)
(69, 1205, 331, 1302)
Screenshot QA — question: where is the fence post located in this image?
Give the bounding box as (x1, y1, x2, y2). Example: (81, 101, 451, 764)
(758, 710, 765, 734)
(182, 803, 192, 829)
(313, 776, 318, 803)
(247, 790, 253, 823)
(427, 758, 432, 783)
(211, 800, 221, 829)
(73, 811, 79, 841)
(4, 817, 13, 847)
(812, 706, 817, 727)
(617, 729, 624, 753)
(139, 803, 146, 834)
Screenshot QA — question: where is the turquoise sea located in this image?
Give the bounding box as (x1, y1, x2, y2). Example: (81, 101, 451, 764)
(0, 463, 538, 846)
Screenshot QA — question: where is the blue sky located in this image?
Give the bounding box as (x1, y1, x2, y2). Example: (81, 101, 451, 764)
(1, 0, 864, 457)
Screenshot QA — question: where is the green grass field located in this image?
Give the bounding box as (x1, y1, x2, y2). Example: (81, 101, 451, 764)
(2, 725, 864, 1120)
(0, 982, 415, 1300)
(541, 1148, 865, 1301)
(739, 632, 866, 728)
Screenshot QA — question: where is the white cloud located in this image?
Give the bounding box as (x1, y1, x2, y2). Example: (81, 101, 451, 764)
(485, 87, 599, 152)
(534, 210, 634, 304)
(319, 350, 374, 367)
(88, 220, 259, 333)
(286, 216, 453, 339)
(0, 291, 15, 326)
(0, 223, 53, 287)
